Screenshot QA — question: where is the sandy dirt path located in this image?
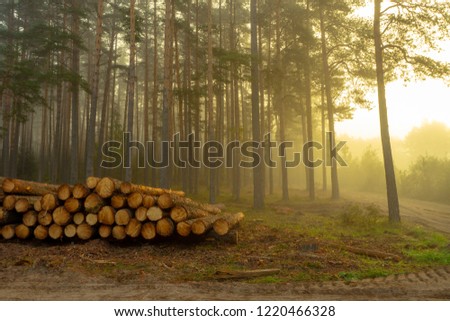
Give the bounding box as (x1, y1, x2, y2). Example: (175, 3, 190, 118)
(0, 265, 448, 300)
(343, 192, 450, 235)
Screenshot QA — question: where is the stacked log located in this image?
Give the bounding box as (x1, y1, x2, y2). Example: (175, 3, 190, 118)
(0, 177, 244, 243)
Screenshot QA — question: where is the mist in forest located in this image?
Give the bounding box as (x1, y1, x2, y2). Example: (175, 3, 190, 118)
(1, 0, 450, 213)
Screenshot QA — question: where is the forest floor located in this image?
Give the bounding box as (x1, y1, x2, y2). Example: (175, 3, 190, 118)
(0, 191, 449, 300)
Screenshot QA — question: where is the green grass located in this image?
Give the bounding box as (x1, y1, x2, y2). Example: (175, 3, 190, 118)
(224, 194, 450, 283)
(338, 268, 390, 281)
(249, 276, 283, 284)
(404, 249, 450, 265)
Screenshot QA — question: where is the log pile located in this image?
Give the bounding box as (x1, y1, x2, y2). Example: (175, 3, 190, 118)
(0, 177, 244, 243)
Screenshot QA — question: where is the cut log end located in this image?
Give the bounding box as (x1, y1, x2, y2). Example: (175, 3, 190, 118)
(135, 207, 148, 222)
(156, 218, 175, 237)
(95, 177, 118, 198)
(41, 194, 58, 211)
(147, 206, 164, 221)
(22, 210, 38, 227)
(127, 192, 143, 209)
(73, 212, 85, 225)
(176, 221, 191, 237)
(112, 225, 126, 240)
(64, 198, 82, 213)
(111, 194, 127, 209)
(1, 224, 16, 240)
(77, 223, 94, 240)
(115, 209, 132, 226)
(99, 225, 112, 238)
(15, 224, 31, 239)
(98, 206, 116, 225)
(34, 225, 48, 240)
(64, 224, 77, 238)
(53, 206, 71, 226)
(49, 224, 63, 240)
(86, 177, 101, 190)
(157, 193, 174, 209)
(126, 218, 142, 238)
(142, 195, 156, 208)
(170, 206, 188, 223)
(38, 211, 53, 226)
(72, 184, 90, 199)
(57, 184, 72, 201)
(141, 222, 156, 240)
(15, 198, 31, 213)
(84, 193, 105, 213)
(86, 213, 98, 226)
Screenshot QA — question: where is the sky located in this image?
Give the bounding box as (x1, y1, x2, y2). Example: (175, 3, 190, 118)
(335, 5, 450, 140)
(335, 78, 450, 139)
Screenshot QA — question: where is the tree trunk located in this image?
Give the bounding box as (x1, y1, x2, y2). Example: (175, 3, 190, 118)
(85, 0, 104, 177)
(2, 178, 59, 195)
(143, 0, 151, 184)
(70, 0, 80, 183)
(125, 0, 137, 182)
(275, 0, 288, 201)
(98, 1, 117, 178)
(374, 0, 400, 223)
(319, 4, 339, 199)
(160, 0, 174, 189)
(119, 181, 185, 196)
(206, 0, 216, 204)
(251, 0, 264, 209)
(304, 0, 315, 200)
(213, 212, 244, 236)
(151, 0, 159, 187)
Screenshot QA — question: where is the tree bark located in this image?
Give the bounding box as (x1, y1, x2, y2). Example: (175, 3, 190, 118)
(160, 0, 174, 189)
(86, 0, 104, 177)
(125, 0, 137, 182)
(374, 0, 400, 223)
(251, 0, 264, 209)
(2, 178, 59, 195)
(304, 0, 315, 200)
(70, 0, 80, 183)
(213, 212, 244, 236)
(319, 4, 339, 199)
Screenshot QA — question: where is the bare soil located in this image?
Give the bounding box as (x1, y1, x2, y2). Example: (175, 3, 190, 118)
(344, 192, 450, 235)
(0, 194, 449, 300)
